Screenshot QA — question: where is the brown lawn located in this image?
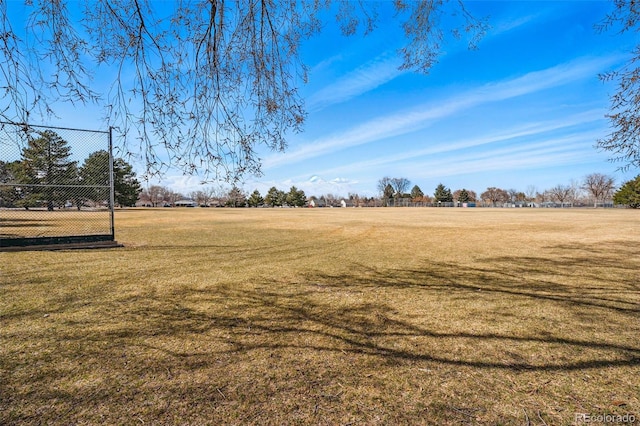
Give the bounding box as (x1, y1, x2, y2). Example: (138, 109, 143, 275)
(1, 207, 638, 425)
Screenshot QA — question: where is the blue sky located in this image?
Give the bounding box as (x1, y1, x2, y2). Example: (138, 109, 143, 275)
(7, 1, 638, 197)
(240, 1, 638, 198)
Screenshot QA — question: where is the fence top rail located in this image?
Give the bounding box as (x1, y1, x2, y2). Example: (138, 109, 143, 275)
(0, 183, 110, 188)
(0, 121, 110, 135)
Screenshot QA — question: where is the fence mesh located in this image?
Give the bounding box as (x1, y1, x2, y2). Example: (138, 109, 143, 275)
(0, 122, 113, 247)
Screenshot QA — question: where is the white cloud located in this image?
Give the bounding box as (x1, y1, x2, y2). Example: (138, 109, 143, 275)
(401, 130, 605, 180)
(264, 55, 619, 170)
(491, 13, 543, 37)
(307, 52, 405, 111)
(150, 175, 204, 196)
(301, 109, 606, 178)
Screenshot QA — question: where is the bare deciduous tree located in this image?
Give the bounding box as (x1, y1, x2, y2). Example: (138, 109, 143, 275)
(377, 177, 393, 197)
(535, 190, 549, 205)
(480, 187, 508, 207)
(567, 179, 582, 205)
(525, 185, 537, 203)
(596, 1, 640, 170)
(582, 173, 615, 207)
(0, 0, 488, 181)
(144, 185, 165, 207)
(548, 184, 573, 208)
(390, 177, 411, 197)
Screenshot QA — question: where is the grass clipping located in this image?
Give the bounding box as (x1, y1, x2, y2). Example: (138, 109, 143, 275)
(1, 208, 639, 425)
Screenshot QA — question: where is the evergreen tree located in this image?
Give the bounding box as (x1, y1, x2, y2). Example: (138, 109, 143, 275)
(80, 150, 142, 207)
(410, 185, 424, 200)
(114, 159, 142, 207)
(247, 189, 264, 207)
(433, 183, 453, 203)
(458, 188, 470, 203)
(67, 162, 85, 210)
(613, 175, 640, 208)
(226, 186, 247, 207)
(18, 130, 77, 210)
(0, 160, 21, 207)
(383, 183, 394, 206)
(79, 150, 109, 206)
(265, 186, 285, 207)
(286, 186, 307, 207)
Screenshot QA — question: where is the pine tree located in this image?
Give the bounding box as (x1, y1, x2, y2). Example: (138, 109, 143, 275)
(247, 189, 264, 207)
(18, 130, 77, 210)
(383, 183, 394, 206)
(79, 150, 109, 206)
(613, 175, 640, 208)
(226, 186, 247, 207)
(265, 186, 285, 207)
(114, 159, 142, 207)
(410, 185, 424, 200)
(0, 160, 21, 207)
(286, 186, 307, 207)
(433, 183, 453, 203)
(458, 189, 470, 203)
(80, 150, 142, 207)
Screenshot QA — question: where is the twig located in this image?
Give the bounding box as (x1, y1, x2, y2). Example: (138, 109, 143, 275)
(217, 388, 226, 399)
(450, 406, 475, 418)
(537, 411, 548, 426)
(321, 391, 343, 400)
(523, 408, 531, 426)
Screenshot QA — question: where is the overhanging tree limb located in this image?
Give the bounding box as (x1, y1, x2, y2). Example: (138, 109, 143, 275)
(1, 0, 488, 181)
(596, 0, 640, 170)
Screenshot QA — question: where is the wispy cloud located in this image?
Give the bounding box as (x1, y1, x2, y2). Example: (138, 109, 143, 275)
(265, 55, 619, 170)
(306, 52, 405, 112)
(491, 13, 544, 37)
(154, 175, 204, 195)
(401, 130, 605, 182)
(303, 109, 606, 178)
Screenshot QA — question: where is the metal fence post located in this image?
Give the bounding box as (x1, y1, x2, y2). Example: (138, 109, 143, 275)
(109, 126, 115, 240)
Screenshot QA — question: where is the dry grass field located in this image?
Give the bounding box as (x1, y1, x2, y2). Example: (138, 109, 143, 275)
(0, 209, 112, 239)
(1, 207, 639, 425)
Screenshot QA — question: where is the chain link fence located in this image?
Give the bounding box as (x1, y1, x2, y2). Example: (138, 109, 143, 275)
(0, 122, 114, 248)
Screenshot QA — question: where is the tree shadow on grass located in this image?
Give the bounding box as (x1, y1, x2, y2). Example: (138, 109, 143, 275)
(176, 289, 640, 372)
(3, 240, 640, 424)
(5, 239, 640, 370)
(47, 239, 640, 373)
(0, 218, 52, 227)
(0, 218, 54, 238)
(309, 239, 640, 313)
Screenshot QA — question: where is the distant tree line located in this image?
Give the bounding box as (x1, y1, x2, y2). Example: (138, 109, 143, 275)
(138, 185, 308, 208)
(6, 132, 635, 210)
(137, 172, 640, 210)
(138, 184, 384, 208)
(375, 174, 639, 208)
(0, 130, 142, 209)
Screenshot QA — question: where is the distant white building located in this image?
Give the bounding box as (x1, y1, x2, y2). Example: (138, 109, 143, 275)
(174, 199, 197, 207)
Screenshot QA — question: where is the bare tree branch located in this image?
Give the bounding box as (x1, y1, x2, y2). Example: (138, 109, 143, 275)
(1, 0, 488, 181)
(596, 0, 640, 170)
